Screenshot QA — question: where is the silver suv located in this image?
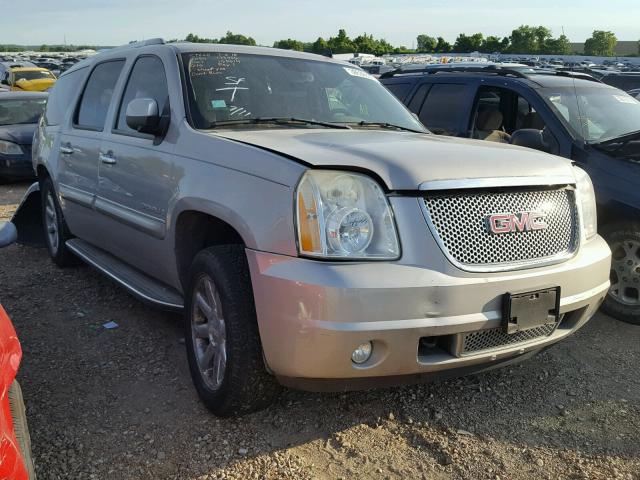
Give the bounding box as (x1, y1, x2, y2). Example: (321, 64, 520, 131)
(31, 39, 611, 416)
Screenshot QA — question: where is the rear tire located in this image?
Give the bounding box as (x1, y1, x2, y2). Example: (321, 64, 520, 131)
(184, 245, 280, 416)
(601, 221, 640, 325)
(8, 380, 36, 479)
(40, 177, 76, 267)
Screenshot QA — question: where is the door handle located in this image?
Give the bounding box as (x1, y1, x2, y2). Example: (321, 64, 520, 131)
(99, 152, 117, 165)
(59, 146, 74, 155)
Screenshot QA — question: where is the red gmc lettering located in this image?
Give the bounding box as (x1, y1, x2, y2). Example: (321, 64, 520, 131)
(488, 212, 548, 234)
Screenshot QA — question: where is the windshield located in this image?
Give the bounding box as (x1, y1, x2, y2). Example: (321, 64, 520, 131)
(541, 85, 640, 143)
(0, 98, 47, 125)
(181, 52, 425, 131)
(14, 70, 55, 82)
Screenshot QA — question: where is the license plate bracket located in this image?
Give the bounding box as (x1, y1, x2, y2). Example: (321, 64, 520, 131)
(503, 287, 560, 334)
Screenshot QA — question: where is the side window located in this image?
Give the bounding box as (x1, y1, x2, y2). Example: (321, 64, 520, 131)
(384, 82, 411, 102)
(75, 60, 125, 131)
(419, 84, 470, 136)
(515, 95, 546, 131)
(44, 68, 86, 126)
(115, 56, 169, 134)
(324, 78, 378, 120)
(470, 87, 511, 143)
(407, 83, 430, 114)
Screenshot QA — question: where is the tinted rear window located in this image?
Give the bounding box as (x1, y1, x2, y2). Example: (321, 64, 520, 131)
(407, 83, 431, 113)
(44, 68, 85, 126)
(75, 60, 124, 130)
(419, 83, 470, 135)
(384, 82, 412, 101)
(602, 76, 640, 91)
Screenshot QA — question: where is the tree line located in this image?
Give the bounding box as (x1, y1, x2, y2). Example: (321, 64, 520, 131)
(189, 27, 627, 57)
(415, 27, 620, 56)
(0, 27, 632, 57)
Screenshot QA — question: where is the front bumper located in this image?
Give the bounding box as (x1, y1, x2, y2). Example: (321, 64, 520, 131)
(247, 234, 611, 391)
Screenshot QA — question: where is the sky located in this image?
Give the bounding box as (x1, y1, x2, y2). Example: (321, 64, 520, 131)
(1, 0, 639, 47)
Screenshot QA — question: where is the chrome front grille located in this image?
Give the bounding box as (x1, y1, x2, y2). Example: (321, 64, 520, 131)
(422, 188, 579, 270)
(456, 322, 558, 356)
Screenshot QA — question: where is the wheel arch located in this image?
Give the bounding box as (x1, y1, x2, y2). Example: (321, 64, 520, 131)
(173, 206, 252, 291)
(36, 164, 50, 181)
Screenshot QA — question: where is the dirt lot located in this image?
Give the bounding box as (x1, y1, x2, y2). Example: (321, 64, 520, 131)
(1, 181, 639, 480)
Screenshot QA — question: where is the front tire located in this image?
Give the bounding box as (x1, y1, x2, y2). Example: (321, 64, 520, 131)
(602, 221, 640, 325)
(40, 177, 76, 267)
(184, 245, 279, 416)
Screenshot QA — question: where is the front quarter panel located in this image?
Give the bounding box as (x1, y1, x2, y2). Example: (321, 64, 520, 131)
(170, 126, 306, 258)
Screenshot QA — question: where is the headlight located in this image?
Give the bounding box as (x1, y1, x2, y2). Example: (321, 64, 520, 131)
(296, 170, 400, 259)
(0, 140, 23, 155)
(573, 166, 597, 240)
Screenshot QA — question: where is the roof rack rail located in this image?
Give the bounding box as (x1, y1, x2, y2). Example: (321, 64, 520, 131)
(379, 65, 528, 79)
(379, 64, 604, 84)
(104, 38, 166, 54)
(128, 38, 165, 48)
(552, 70, 601, 83)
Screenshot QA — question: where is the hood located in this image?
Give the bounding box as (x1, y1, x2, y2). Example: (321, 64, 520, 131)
(213, 129, 575, 190)
(0, 123, 37, 145)
(12, 78, 55, 92)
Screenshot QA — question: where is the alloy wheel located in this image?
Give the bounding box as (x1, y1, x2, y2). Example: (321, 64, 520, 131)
(190, 274, 227, 391)
(44, 190, 59, 254)
(609, 239, 640, 305)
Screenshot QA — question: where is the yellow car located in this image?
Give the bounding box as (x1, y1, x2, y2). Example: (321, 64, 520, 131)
(0, 67, 56, 92)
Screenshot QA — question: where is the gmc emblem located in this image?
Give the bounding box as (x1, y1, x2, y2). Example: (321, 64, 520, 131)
(486, 212, 548, 234)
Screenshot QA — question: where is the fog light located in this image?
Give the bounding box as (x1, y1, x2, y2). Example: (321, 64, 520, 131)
(351, 342, 373, 364)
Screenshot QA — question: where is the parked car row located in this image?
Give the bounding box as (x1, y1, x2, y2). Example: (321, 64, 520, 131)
(0, 53, 87, 78)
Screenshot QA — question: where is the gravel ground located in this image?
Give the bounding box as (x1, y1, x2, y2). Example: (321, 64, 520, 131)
(1, 181, 639, 480)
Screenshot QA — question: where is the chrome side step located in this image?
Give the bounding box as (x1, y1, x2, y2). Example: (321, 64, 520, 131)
(66, 239, 184, 312)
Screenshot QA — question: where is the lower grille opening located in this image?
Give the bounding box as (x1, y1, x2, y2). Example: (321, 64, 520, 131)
(458, 321, 559, 356)
(418, 310, 586, 361)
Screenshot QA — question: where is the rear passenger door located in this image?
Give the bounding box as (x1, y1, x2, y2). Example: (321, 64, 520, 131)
(383, 81, 413, 103)
(57, 60, 125, 244)
(96, 54, 177, 275)
(408, 82, 474, 136)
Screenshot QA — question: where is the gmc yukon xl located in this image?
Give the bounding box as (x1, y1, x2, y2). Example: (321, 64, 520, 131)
(30, 39, 611, 416)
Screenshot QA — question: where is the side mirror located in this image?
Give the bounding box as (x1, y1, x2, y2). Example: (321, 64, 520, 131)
(125, 98, 162, 135)
(0, 222, 17, 248)
(511, 129, 549, 153)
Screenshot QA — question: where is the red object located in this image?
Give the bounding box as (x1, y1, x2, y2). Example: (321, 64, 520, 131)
(0, 304, 28, 480)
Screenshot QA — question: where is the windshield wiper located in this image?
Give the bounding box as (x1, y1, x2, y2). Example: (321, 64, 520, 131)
(208, 117, 350, 129)
(590, 129, 640, 147)
(349, 121, 425, 133)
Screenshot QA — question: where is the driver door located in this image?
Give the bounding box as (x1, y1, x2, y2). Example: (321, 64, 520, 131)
(95, 54, 177, 279)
